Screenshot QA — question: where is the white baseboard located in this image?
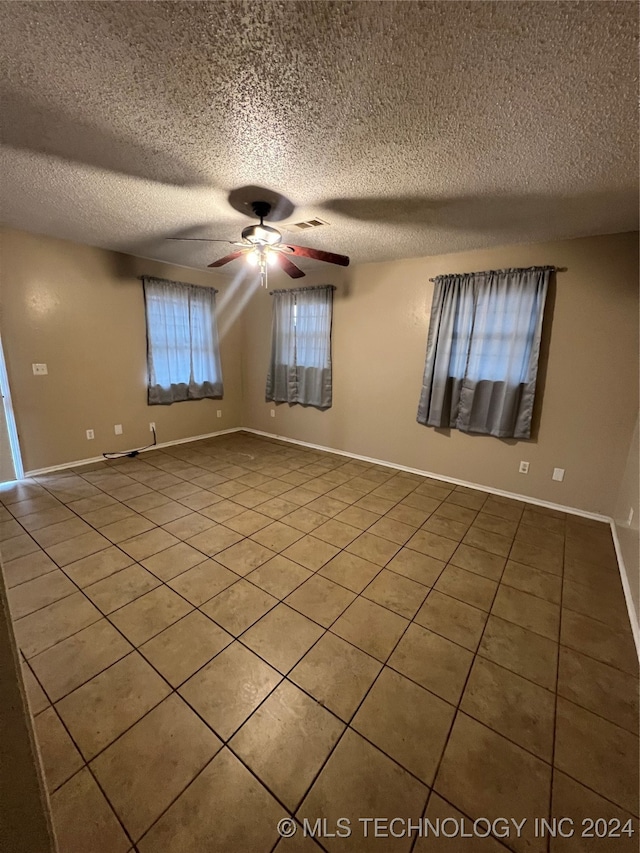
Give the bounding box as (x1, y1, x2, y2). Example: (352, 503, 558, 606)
(609, 521, 640, 659)
(24, 427, 243, 477)
(242, 428, 609, 522)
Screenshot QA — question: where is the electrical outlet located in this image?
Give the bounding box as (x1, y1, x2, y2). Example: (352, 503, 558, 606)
(216, 410, 222, 419)
(32, 363, 48, 375)
(86, 429, 95, 440)
(114, 424, 123, 435)
(519, 461, 529, 474)
(552, 467, 565, 482)
(149, 422, 156, 432)
(270, 409, 276, 418)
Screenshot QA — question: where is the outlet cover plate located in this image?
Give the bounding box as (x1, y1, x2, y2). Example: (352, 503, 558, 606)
(552, 467, 565, 482)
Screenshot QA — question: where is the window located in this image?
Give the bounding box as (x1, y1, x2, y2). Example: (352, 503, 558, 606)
(417, 267, 550, 438)
(143, 276, 223, 405)
(266, 285, 334, 409)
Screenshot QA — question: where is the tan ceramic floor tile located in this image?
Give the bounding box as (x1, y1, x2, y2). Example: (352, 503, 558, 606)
(298, 729, 428, 853)
(31, 517, 92, 547)
(247, 555, 312, 599)
(435, 713, 551, 853)
(186, 524, 244, 556)
(178, 489, 221, 511)
(461, 656, 555, 760)
(416, 794, 510, 852)
(137, 747, 285, 853)
(14, 592, 102, 659)
(366, 516, 415, 546)
(560, 609, 637, 676)
(84, 564, 161, 613)
(302, 493, 346, 515)
(119, 528, 180, 561)
(435, 564, 498, 611)
(215, 538, 276, 576)
(405, 529, 458, 562)
(285, 575, 356, 627)
(167, 559, 238, 605)
(562, 577, 627, 628)
(63, 546, 134, 587)
(385, 547, 445, 587)
(141, 541, 206, 581)
(180, 641, 282, 739)
(509, 539, 563, 576)
(362, 569, 429, 618)
(251, 520, 305, 551)
(231, 680, 345, 810)
(421, 513, 470, 541)
(199, 499, 245, 523)
(479, 615, 558, 690)
(242, 603, 324, 673)
(8, 569, 75, 619)
(282, 535, 340, 570)
(223, 508, 273, 535)
(22, 662, 50, 714)
(554, 697, 639, 815)
(390, 623, 473, 704)
(492, 584, 560, 640)
(345, 532, 401, 566)
(445, 490, 486, 511)
(334, 505, 380, 530)
(46, 531, 112, 566)
(91, 694, 222, 842)
(254, 496, 300, 520)
(30, 618, 133, 702)
(81, 503, 137, 528)
(331, 597, 408, 662)
(2, 549, 58, 587)
(141, 501, 193, 526)
(110, 586, 193, 646)
(515, 522, 564, 554)
(318, 551, 381, 593)
(56, 651, 171, 760)
(550, 771, 639, 853)
(471, 512, 518, 539)
(19, 505, 75, 531)
(483, 496, 523, 521)
(140, 610, 233, 686)
(201, 579, 278, 635)
(557, 646, 639, 734)
(353, 667, 454, 785)
(311, 518, 362, 548)
(522, 509, 565, 535)
(290, 632, 381, 722)
(34, 706, 84, 792)
(462, 525, 512, 557)
(50, 768, 130, 853)
(0, 533, 40, 561)
(415, 590, 488, 651)
(431, 501, 476, 524)
(282, 506, 328, 533)
(385, 504, 429, 528)
(161, 511, 217, 539)
(100, 515, 156, 543)
(232, 487, 271, 509)
(501, 559, 562, 604)
(355, 494, 397, 514)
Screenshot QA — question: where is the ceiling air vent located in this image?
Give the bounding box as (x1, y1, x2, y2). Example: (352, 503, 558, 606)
(285, 217, 329, 232)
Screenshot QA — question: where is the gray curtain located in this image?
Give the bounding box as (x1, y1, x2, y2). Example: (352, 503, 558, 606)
(266, 285, 334, 409)
(143, 277, 223, 405)
(417, 267, 550, 439)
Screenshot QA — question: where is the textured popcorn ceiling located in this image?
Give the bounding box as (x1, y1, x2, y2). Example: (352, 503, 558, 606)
(0, 1, 637, 274)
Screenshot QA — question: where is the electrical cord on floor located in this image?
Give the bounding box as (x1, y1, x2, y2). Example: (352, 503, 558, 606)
(102, 427, 157, 460)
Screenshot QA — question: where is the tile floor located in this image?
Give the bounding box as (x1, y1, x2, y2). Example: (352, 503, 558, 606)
(1, 431, 638, 853)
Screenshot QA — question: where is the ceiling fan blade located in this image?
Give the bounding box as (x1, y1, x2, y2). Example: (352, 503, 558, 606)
(207, 249, 249, 268)
(284, 244, 350, 267)
(167, 237, 235, 243)
(275, 252, 305, 278)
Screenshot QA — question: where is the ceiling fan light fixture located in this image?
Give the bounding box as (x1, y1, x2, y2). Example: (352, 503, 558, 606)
(242, 223, 282, 245)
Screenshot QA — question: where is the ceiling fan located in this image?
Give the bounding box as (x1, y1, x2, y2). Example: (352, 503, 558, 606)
(168, 200, 350, 288)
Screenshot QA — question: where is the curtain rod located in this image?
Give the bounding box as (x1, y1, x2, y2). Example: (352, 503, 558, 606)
(428, 265, 566, 282)
(270, 284, 336, 295)
(138, 275, 218, 293)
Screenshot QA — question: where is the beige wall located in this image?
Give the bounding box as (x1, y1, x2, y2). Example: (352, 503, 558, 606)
(614, 416, 639, 628)
(242, 232, 639, 517)
(0, 228, 242, 472)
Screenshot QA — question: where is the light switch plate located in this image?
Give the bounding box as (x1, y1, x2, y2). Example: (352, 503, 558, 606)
(552, 467, 565, 482)
(32, 363, 48, 375)
(114, 424, 123, 435)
